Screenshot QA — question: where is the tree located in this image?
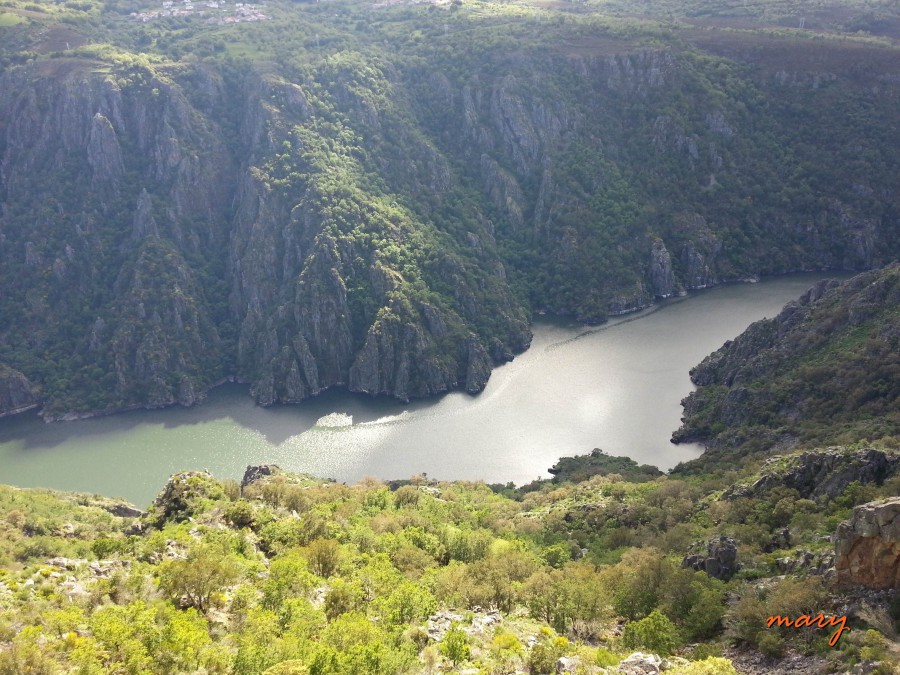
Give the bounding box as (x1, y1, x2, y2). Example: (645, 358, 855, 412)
(304, 539, 341, 578)
(622, 610, 680, 656)
(376, 581, 436, 626)
(159, 545, 241, 612)
(440, 625, 470, 666)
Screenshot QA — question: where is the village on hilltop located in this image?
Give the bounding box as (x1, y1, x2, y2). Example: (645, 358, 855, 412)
(131, 0, 270, 24)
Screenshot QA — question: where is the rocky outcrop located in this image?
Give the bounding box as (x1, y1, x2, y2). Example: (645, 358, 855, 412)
(480, 154, 525, 230)
(107, 238, 223, 409)
(725, 448, 899, 502)
(614, 652, 667, 675)
(682, 536, 739, 580)
(0, 364, 40, 417)
(348, 308, 456, 402)
(241, 464, 280, 488)
(131, 189, 159, 240)
(87, 112, 124, 192)
(99, 501, 145, 519)
(775, 549, 835, 579)
(146, 471, 224, 526)
(834, 498, 900, 589)
(724, 647, 833, 675)
(226, 68, 532, 408)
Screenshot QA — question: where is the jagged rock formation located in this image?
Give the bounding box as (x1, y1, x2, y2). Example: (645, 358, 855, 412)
(648, 240, 677, 299)
(0, 30, 898, 418)
(834, 498, 900, 589)
(775, 550, 835, 579)
(674, 265, 900, 467)
(146, 471, 223, 526)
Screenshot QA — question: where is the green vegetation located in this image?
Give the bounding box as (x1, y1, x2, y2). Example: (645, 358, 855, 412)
(675, 265, 900, 471)
(0, 3, 898, 672)
(0, 12, 26, 26)
(0, 447, 897, 673)
(0, 0, 897, 417)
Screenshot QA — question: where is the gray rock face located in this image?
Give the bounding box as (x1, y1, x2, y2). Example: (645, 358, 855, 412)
(87, 113, 124, 191)
(727, 449, 899, 502)
(464, 335, 492, 394)
(224, 71, 532, 409)
(648, 240, 676, 298)
(674, 265, 900, 453)
(682, 536, 739, 580)
(834, 497, 900, 589)
(132, 189, 159, 240)
(681, 242, 711, 289)
(348, 308, 457, 402)
(0, 365, 40, 417)
(689, 266, 900, 389)
(1, 48, 898, 419)
(480, 154, 525, 230)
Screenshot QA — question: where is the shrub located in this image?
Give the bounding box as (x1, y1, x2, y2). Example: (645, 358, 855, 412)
(621, 610, 680, 656)
(226, 500, 257, 528)
(440, 625, 470, 666)
(669, 657, 739, 675)
(527, 636, 570, 674)
(159, 545, 241, 612)
(303, 539, 340, 578)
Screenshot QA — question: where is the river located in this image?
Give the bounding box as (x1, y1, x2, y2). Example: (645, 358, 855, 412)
(0, 274, 836, 506)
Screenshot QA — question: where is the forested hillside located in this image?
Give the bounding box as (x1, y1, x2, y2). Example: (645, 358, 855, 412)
(0, 0, 898, 417)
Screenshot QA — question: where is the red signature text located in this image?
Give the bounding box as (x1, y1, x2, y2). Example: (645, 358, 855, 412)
(765, 613, 850, 646)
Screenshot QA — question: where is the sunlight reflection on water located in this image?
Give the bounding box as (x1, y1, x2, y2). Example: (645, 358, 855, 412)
(0, 274, 842, 505)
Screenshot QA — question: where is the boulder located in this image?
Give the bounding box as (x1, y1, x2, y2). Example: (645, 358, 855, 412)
(557, 655, 580, 673)
(616, 652, 664, 674)
(682, 536, 738, 580)
(834, 497, 900, 589)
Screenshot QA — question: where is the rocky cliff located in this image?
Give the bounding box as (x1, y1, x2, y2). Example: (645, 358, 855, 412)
(0, 16, 898, 417)
(674, 264, 900, 468)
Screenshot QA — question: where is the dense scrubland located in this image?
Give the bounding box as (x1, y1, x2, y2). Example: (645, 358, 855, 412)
(0, 446, 896, 675)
